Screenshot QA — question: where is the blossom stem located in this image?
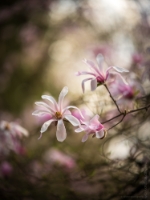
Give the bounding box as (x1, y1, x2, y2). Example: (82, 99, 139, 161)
(104, 84, 122, 113)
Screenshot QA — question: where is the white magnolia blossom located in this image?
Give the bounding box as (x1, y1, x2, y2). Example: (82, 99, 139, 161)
(32, 86, 83, 142)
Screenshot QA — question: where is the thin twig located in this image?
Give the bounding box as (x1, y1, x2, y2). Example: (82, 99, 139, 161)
(101, 113, 122, 124)
(108, 112, 126, 130)
(103, 103, 150, 130)
(104, 84, 122, 113)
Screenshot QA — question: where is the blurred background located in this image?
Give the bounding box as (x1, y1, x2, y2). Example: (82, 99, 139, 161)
(0, 0, 150, 199)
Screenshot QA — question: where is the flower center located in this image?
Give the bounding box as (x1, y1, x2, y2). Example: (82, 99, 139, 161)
(55, 112, 62, 119)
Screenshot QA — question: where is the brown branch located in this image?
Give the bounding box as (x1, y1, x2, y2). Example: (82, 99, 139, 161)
(107, 111, 126, 130)
(102, 103, 150, 130)
(104, 84, 122, 113)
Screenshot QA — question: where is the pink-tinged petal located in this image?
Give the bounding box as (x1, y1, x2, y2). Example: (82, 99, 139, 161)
(84, 59, 100, 75)
(64, 115, 80, 126)
(62, 106, 84, 119)
(14, 125, 29, 137)
(112, 66, 129, 73)
(91, 78, 97, 91)
(96, 54, 104, 71)
(75, 127, 84, 133)
(32, 110, 50, 116)
(115, 72, 128, 85)
(82, 133, 89, 142)
(56, 120, 67, 142)
(58, 86, 68, 112)
(89, 114, 100, 125)
(39, 119, 56, 139)
(75, 71, 96, 76)
(35, 102, 55, 113)
(96, 129, 104, 138)
(81, 78, 92, 93)
(41, 95, 58, 110)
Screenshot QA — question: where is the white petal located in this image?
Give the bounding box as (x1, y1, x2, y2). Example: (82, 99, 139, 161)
(32, 110, 50, 116)
(39, 119, 56, 139)
(58, 86, 68, 111)
(75, 127, 84, 133)
(96, 130, 104, 138)
(35, 102, 55, 113)
(62, 106, 84, 119)
(113, 66, 129, 73)
(91, 78, 97, 91)
(81, 78, 92, 93)
(82, 133, 89, 142)
(115, 73, 128, 85)
(65, 115, 80, 126)
(42, 95, 58, 110)
(56, 120, 67, 142)
(84, 59, 99, 75)
(96, 54, 104, 71)
(15, 125, 29, 137)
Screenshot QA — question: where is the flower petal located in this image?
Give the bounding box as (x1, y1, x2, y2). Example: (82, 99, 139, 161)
(81, 78, 92, 93)
(113, 66, 129, 73)
(75, 71, 96, 76)
(96, 54, 104, 71)
(62, 106, 84, 119)
(82, 133, 89, 142)
(115, 72, 128, 85)
(84, 59, 100, 75)
(91, 78, 97, 91)
(32, 110, 50, 116)
(41, 95, 58, 110)
(75, 127, 84, 133)
(39, 119, 56, 139)
(56, 120, 67, 142)
(58, 86, 68, 112)
(65, 115, 80, 126)
(96, 129, 104, 138)
(35, 102, 55, 113)
(12, 124, 29, 137)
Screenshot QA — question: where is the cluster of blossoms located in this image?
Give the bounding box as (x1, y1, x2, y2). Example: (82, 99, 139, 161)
(33, 54, 143, 143)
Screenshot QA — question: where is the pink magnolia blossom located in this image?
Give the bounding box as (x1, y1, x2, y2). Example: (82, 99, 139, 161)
(76, 54, 129, 93)
(75, 114, 106, 142)
(110, 76, 144, 110)
(44, 148, 76, 169)
(0, 120, 28, 155)
(32, 86, 83, 142)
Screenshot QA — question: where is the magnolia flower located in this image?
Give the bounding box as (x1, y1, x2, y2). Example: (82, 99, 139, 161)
(0, 120, 28, 155)
(75, 114, 106, 142)
(76, 54, 129, 93)
(109, 76, 145, 110)
(110, 75, 144, 100)
(32, 86, 83, 142)
(44, 148, 76, 169)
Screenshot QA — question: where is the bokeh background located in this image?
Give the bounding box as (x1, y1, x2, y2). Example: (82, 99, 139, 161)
(0, 0, 150, 199)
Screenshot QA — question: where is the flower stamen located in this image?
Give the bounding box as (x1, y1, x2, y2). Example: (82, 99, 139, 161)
(55, 112, 62, 119)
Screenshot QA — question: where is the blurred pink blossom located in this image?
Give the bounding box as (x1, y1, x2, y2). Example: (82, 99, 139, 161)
(0, 120, 28, 156)
(110, 76, 144, 110)
(0, 161, 13, 177)
(32, 86, 83, 142)
(132, 53, 143, 65)
(76, 54, 129, 93)
(44, 148, 76, 170)
(75, 115, 106, 142)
